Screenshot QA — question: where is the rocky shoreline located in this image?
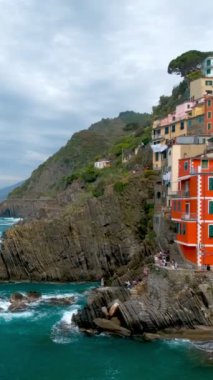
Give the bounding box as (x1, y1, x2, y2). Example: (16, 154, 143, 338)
(72, 267, 213, 343)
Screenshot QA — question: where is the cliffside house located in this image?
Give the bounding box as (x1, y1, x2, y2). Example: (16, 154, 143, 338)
(94, 159, 111, 169)
(151, 95, 213, 171)
(171, 153, 213, 267)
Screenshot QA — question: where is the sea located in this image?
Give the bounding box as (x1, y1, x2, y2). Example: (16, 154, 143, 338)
(0, 217, 212, 380)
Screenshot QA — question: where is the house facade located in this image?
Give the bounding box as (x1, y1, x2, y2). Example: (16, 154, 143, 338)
(171, 154, 213, 266)
(94, 160, 111, 169)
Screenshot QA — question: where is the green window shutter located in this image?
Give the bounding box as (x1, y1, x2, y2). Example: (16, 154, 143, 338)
(209, 225, 213, 237)
(209, 201, 213, 214)
(202, 160, 208, 168)
(209, 178, 213, 190)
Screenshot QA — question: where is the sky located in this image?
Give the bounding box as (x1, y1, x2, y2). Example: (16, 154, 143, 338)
(0, 0, 213, 187)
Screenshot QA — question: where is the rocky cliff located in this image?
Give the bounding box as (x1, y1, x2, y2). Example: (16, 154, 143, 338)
(73, 268, 213, 338)
(0, 175, 156, 281)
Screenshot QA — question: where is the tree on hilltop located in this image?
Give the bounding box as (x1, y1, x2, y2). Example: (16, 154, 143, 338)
(168, 50, 213, 77)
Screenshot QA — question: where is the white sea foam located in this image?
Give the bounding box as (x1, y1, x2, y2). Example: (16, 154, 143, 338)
(0, 311, 34, 322)
(0, 218, 22, 226)
(51, 306, 80, 344)
(41, 292, 77, 300)
(60, 307, 79, 325)
(0, 300, 10, 312)
(163, 338, 191, 348)
(192, 341, 213, 353)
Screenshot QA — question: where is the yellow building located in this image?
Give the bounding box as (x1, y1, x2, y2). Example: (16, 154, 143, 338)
(166, 140, 207, 204)
(190, 77, 213, 100)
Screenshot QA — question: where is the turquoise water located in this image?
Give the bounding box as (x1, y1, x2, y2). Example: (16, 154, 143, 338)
(0, 219, 213, 380)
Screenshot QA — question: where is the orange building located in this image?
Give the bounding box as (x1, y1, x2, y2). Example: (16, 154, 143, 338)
(171, 153, 213, 267)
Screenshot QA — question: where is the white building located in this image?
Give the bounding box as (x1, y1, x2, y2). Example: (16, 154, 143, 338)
(94, 160, 111, 169)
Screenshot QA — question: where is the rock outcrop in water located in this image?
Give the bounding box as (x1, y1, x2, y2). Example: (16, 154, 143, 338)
(0, 176, 155, 282)
(73, 268, 213, 338)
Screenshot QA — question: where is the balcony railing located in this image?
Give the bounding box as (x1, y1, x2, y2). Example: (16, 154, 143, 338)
(190, 167, 213, 175)
(171, 190, 191, 198)
(181, 213, 197, 221)
(151, 134, 164, 141)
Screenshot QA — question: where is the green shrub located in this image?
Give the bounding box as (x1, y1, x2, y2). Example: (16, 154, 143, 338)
(113, 181, 127, 193)
(81, 167, 99, 183)
(144, 169, 157, 178)
(123, 122, 140, 131)
(92, 181, 105, 197)
(63, 172, 79, 186)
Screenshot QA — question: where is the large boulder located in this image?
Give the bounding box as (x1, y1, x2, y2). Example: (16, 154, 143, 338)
(43, 296, 75, 306)
(93, 318, 131, 337)
(26, 291, 42, 302)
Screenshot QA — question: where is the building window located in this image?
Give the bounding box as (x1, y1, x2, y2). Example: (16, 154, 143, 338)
(180, 121, 184, 130)
(198, 116, 204, 123)
(172, 124, 175, 132)
(155, 152, 159, 161)
(209, 225, 213, 238)
(173, 201, 176, 211)
(182, 223, 186, 235)
(209, 177, 213, 190)
(177, 201, 181, 211)
(202, 159, 208, 168)
(209, 201, 213, 214)
(207, 99, 212, 107)
(208, 123, 212, 130)
(205, 80, 212, 85)
(207, 59, 211, 66)
(165, 126, 169, 134)
(207, 68, 211, 75)
(208, 111, 212, 119)
(187, 120, 192, 127)
(184, 161, 188, 171)
(187, 104, 190, 109)
(177, 222, 180, 234)
(156, 191, 161, 199)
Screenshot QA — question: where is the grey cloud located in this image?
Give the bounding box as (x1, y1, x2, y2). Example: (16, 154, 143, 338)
(0, 0, 213, 187)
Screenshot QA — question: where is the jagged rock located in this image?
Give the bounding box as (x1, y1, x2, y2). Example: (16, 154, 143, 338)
(73, 269, 213, 336)
(108, 301, 119, 317)
(26, 291, 42, 302)
(43, 296, 75, 306)
(8, 301, 27, 312)
(110, 317, 121, 326)
(143, 333, 161, 341)
(93, 318, 131, 337)
(10, 293, 26, 303)
(0, 175, 155, 282)
(101, 306, 109, 318)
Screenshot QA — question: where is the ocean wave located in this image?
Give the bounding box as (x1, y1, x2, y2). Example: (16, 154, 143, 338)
(60, 307, 80, 325)
(0, 299, 11, 312)
(0, 218, 22, 225)
(0, 311, 34, 322)
(192, 341, 213, 353)
(51, 306, 80, 344)
(41, 292, 77, 300)
(163, 338, 191, 348)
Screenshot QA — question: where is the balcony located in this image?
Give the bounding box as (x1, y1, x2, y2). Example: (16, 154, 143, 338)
(151, 133, 164, 141)
(190, 167, 213, 175)
(181, 213, 197, 221)
(171, 190, 191, 198)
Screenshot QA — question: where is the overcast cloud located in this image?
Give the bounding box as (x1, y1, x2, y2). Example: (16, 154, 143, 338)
(0, 0, 213, 187)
